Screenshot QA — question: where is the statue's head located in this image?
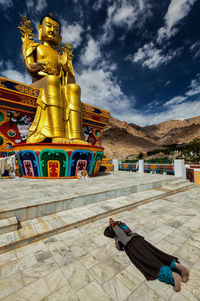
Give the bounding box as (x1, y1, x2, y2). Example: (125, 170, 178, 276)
(38, 14, 62, 47)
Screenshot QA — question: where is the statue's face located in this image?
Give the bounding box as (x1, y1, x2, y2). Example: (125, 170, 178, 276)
(39, 17, 60, 45)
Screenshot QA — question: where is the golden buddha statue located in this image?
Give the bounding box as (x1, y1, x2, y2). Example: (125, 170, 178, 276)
(18, 15, 86, 144)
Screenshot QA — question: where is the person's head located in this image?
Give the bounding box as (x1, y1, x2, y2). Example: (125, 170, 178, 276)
(109, 217, 115, 227)
(38, 14, 62, 46)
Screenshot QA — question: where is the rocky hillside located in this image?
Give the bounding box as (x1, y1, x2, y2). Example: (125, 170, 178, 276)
(102, 116, 200, 159)
(142, 116, 200, 145)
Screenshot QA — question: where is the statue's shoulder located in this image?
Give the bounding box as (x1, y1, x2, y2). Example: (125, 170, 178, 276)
(24, 41, 40, 58)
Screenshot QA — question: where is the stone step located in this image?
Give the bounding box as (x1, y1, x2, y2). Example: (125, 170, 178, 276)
(159, 181, 193, 191)
(0, 181, 195, 254)
(0, 176, 182, 222)
(0, 216, 18, 235)
(167, 179, 190, 186)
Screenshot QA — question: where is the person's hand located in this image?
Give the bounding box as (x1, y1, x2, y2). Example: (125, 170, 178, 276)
(109, 218, 115, 227)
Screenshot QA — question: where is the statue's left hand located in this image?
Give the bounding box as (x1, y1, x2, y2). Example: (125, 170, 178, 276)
(58, 54, 72, 75)
(58, 53, 67, 68)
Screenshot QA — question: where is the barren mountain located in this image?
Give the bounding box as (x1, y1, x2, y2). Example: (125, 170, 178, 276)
(142, 116, 200, 144)
(102, 117, 158, 159)
(102, 116, 200, 159)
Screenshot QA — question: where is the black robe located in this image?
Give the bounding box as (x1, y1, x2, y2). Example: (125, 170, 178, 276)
(104, 226, 178, 280)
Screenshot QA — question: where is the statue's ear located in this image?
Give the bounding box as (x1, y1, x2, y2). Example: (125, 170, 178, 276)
(37, 24, 42, 41)
(58, 35, 62, 50)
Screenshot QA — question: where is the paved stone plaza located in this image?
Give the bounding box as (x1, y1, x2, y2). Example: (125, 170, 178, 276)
(0, 173, 200, 300)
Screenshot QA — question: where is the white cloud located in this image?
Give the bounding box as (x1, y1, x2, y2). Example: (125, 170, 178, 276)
(186, 74, 200, 96)
(101, 0, 152, 44)
(110, 63, 117, 71)
(0, 61, 31, 85)
(1, 69, 31, 85)
(101, 4, 116, 44)
(149, 100, 200, 125)
(26, 0, 34, 10)
(161, 73, 200, 108)
(113, 98, 200, 126)
(146, 100, 161, 110)
(0, 0, 12, 9)
(157, 0, 197, 44)
(190, 41, 200, 59)
(131, 42, 178, 69)
(61, 22, 83, 48)
(112, 5, 136, 28)
(130, 0, 196, 69)
(112, 73, 200, 125)
(138, 0, 144, 10)
(35, 0, 47, 12)
(164, 96, 186, 107)
(80, 38, 101, 66)
(92, 0, 105, 11)
(26, 0, 47, 12)
(71, 0, 90, 3)
(76, 67, 134, 115)
(113, 110, 150, 126)
(165, 81, 171, 86)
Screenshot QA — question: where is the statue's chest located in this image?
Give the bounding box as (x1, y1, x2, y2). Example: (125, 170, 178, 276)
(37, 46, 59, 65)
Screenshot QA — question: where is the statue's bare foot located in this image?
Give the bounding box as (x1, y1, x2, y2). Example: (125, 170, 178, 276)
(52, 137, 70, 143)
(70, 139, 90, 145)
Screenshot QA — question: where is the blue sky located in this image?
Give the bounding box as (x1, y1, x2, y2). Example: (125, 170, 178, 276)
(0, 0, 200, 126)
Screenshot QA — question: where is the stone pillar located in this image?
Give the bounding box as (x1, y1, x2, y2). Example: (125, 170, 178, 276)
(174, 159, 186, 179)
(112, 159, 119, 171)
(138, 160, 144, 174)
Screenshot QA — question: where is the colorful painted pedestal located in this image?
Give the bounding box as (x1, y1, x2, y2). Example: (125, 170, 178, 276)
(14, 143, 104, 178)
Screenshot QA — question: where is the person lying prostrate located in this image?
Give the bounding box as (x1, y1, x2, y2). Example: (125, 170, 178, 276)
(104, 218, 189, 292)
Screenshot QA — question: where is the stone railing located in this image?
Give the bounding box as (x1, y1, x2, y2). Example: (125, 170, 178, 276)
(115, 159, 200, 184)
(118, 160, 173, 175)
